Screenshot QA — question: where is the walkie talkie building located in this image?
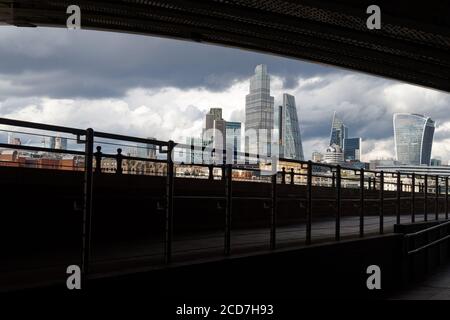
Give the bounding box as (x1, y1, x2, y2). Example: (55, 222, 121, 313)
(393, 113, 435, 165)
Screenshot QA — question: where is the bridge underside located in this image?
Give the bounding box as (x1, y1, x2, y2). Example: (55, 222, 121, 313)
(0, 0, 449, 92)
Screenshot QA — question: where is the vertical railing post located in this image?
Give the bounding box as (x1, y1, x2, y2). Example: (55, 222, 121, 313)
(446, 177, 449, 220)
(359, 168, 365, 237)
(336, 165, 341, 241)
(81, 128, 94, 289)
(396, 172, 401, 225)
(165, 141, 175, 264)
(435, 175, 439, 220)
(270, 173, 277, 250)
(424, 175, 428, 221)
(94, 146, 102, 174)
(281, 167, 286, 184)
(116, 148, 123, 175)
(221, 164, 226, 181)
(208, 165, 213, 181)
(412, 173, 416, 223)
(224, 164, 232, 255)
(290, 168, 295, 185)
(306, 161, 313, 245)
(379, 171, 384, 234)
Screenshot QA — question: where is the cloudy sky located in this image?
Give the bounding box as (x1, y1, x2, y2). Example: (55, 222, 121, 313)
(1, 26, 449, 162)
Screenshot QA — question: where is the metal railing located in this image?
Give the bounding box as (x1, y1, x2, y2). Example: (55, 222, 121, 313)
(405, 220, 450, 256)
(1, 117, 450, 285)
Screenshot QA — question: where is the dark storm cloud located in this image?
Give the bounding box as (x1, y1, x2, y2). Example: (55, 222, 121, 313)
(0, 26, 334, 99)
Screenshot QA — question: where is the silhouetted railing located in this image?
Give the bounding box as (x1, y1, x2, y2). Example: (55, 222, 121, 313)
(1, 117, 449, 287)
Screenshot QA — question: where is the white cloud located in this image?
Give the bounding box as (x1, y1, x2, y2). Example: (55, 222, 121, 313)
(361, 138, 395, 162)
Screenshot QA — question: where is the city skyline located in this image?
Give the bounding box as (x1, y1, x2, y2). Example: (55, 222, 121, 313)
(1, 27, 450, 163)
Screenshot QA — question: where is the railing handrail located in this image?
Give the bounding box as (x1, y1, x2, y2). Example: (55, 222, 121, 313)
(0, 117, 85, 135)
(1, 116, 450, 184)
(405, 220, 450, 238)
(94, 131, 169, 147)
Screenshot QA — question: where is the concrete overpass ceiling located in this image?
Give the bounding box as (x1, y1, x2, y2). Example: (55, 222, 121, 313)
(0, 0, 449, 91)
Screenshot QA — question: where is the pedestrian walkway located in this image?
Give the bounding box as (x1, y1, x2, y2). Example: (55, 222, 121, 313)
(391, 263, 450, 300)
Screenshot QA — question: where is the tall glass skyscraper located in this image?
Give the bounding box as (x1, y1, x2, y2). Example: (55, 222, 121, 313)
(329, 111, 348, 148)
(393, 113, 435, 165)
(245, 64, 274, 157)
(278, 94, 304, 161)
(344, 137, 361, 161)
(226, 121, 242, 164)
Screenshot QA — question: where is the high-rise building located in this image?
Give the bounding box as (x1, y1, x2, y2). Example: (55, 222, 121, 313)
(329, 111, 347, 148)
(204, 108, 226, 153)
(278, 94, 304, 161)
(205, 108, 223, 128)
(245, 64, 274, 157)
(146, 138, 157, 159)
(323, 144, 344, 164)
(185, 136, 205, 164)
(393, 113, 435, 165)
(344, 137, 362, 161)
(133, 138, 157, 159)
(226, 121, 241, 164)
(43, 136, 56, 149)
(54, 137, 67, 150)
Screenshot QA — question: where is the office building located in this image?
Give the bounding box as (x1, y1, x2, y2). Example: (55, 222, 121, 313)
(226, 121, 242, 164)
(245, 64, 274, 157)
(344, 137, 362, 161)
(54, 137, 67, 150)
(278, 94, 304, 161)
(323, 144, 344, 164)
(204, 108, 226, 153)
(329, 112, 347, 148)
(393, 113, 435, 165)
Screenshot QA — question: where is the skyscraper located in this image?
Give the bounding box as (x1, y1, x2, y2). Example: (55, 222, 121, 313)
(54, 137, 67, 150)
(278, 94, 304, 161)
(185, 136, 205, 164)
(226, 121, 241, 164)
(344, 137, 362, 161)
(329, 111, 348, 148)
(245, 64, 274, 157)
(393, 113, 435, 165)
(204, 108, 226, 154)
